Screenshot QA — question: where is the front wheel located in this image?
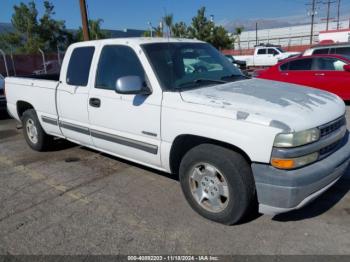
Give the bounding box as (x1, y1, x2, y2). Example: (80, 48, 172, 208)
(179, 144, 256, 225)
(22, 109, 53, 151)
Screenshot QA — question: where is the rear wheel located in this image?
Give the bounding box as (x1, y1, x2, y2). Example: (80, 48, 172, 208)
(22, 109, 53, 151)
(179, 144, 256, 225)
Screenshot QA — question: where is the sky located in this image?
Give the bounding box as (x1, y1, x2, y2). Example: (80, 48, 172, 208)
(1, 0, 350, 31)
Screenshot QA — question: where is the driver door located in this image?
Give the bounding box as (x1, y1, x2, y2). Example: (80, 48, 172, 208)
(88, 44, 162, 167)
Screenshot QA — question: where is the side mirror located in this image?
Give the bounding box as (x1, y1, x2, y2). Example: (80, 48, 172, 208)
(343, 64, 350, 72)
(115, 76, 151, 95)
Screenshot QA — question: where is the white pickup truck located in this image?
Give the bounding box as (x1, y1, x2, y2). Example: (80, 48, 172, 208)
(233, 45, 300, 67)
(5, 38, 350, 225)
(0, 74, 6, 112)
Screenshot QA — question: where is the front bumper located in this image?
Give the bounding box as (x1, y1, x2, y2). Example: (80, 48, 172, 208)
(252, 132, 350, 215)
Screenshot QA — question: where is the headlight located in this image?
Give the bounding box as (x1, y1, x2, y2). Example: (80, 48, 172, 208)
(273, 128, 320, 148)
(271, 152, 319, 169)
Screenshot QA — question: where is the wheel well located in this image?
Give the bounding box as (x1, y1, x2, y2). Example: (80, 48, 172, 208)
(17, 101, 34, 119)
(169, 135, 251, 174)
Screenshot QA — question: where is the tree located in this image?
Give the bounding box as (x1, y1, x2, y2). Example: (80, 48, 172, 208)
(76, 19, 109, 41)
(143, 24, 163, 37)
(234, 26, 244, 51)
(188, 7, 233, 49)
(172, 22, 189, 38)
(0, 1, 73, 54)
(188, 7, 212, 42)
(38, 1, 73, 51)
(163, 14, 173, 37)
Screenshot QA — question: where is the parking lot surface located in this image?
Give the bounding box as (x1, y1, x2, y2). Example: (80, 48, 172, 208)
(0, 109, 349, 255)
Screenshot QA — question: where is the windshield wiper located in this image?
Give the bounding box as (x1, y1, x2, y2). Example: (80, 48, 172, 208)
(221, 74, 249, 81)
(178, 78, 227, 89)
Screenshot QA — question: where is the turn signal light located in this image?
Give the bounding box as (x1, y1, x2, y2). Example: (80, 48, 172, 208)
(271, 158, 295, 169)
(271, 152, 319, 170)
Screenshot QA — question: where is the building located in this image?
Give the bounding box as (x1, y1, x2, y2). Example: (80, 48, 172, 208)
(236, 19, 350, 50)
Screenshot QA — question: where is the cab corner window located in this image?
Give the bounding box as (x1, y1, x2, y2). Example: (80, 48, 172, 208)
(66, 46, 95, 86)
(95, 45, 146, 90)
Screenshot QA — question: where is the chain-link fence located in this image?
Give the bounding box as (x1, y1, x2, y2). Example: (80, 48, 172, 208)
(0, 49, 64, 77)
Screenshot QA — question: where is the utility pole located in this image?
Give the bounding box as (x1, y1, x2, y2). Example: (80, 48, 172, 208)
(255, 22, 258, 46)
(79, 0, 90, 41)
(336, 0, 341, 29)
(322, 0, 335, 31)
(307, 0, 318, 45)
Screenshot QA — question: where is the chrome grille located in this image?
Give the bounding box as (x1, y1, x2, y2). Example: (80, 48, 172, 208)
(319, 116, 346, 138)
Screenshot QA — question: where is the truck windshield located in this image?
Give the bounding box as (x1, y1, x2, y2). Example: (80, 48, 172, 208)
(277, 47, 286, 53)
(142, 42, 244, 90)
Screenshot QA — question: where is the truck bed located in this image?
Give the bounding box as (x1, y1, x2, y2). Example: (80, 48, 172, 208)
(18, 73, 60, 81)
(5, 75, 60, 125)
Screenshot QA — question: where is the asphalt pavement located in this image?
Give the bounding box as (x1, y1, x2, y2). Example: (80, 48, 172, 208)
(0, 109, 349, 255)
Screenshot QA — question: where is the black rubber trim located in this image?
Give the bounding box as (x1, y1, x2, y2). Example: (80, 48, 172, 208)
(59, 121, 90, 135)
(142, 131, 158, 137)
(91, 129, 158, 155)
(41, 116, 58, 126)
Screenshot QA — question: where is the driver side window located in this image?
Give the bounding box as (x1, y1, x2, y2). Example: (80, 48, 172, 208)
(95, 45, 146, 90)
(268, 48, 279, 55)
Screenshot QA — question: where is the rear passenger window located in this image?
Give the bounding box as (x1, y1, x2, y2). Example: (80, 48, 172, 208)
(66, 47, 95, 86)
(313, 48, 329, 55)
(288, 59, 313, 70)
(335, 47, 350, 56)
(95, 45, 146, 90)
(317, 58, 346, 71)
(257, 49, 267, 55)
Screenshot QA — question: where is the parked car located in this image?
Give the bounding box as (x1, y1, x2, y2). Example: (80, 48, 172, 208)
(303, 43, 350, 56)
(0, 73, 6, 111)
(233, 44, 300, 67)
(256, 54, 350, 100)
(5, 38, 350, 225)
(225, 55, 247, 70)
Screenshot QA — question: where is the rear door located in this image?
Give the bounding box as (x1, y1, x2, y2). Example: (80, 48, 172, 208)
(314, 57, 350, 99)
(57, 45, 96, 145)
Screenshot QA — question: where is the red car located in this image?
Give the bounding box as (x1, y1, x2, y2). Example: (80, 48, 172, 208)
(256, 54, 350, 100)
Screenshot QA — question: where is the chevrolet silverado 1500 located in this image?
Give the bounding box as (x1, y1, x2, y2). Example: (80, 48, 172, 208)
(5, 38, 350, 225)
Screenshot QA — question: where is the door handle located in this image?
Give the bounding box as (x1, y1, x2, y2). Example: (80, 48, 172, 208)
(315, 73, 325, 76)
(281, 72, 289, 76)
(89, 98, 101, 108)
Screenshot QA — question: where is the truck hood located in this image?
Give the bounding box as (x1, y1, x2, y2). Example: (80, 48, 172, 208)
(284, 51, 300, 55)
(179, 78, 345, 132)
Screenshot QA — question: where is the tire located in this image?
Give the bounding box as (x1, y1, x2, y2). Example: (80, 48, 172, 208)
(179, 144, 256, 225)
(22, 109, 53, 151)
